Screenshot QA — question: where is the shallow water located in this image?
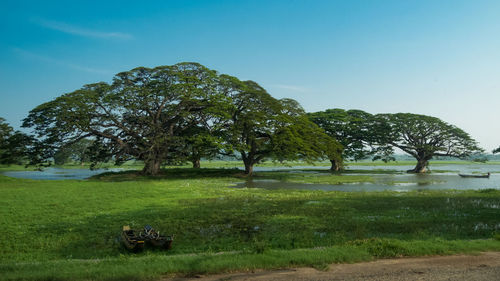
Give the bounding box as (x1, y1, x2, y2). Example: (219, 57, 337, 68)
(349, 164, 500, 174)
(3, 164, 500, 191)
(247, 163, 500, 174)
(232, 164, 500, 191)
(232, 176, 499, 191)
(2, 167, 122, 180)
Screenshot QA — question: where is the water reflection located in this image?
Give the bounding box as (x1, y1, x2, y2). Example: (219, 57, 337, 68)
(3, 164, 500, 191)
(2, 167, 122, 180)
(232, 164, 500, 192)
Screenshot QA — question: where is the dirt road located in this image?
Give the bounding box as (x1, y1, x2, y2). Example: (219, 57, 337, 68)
(166, 252, 500, 281)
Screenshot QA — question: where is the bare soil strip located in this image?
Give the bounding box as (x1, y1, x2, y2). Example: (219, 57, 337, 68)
(165, 252, 500, 281)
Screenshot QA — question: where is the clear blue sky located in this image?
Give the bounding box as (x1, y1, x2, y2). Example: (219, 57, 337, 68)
(1, 0, 499, 150)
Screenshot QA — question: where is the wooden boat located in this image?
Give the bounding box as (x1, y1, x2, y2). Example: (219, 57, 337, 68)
(140, 225, 174, 250)
(148, 234, 174, 249)
(458, 172, 490, 178)
(121, 225, 145, 252)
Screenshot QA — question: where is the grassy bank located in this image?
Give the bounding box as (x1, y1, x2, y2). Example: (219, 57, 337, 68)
(2, 159, 500, 173)
(93, 168, 375, 184)
(1, 169, 499, 280)
(0, 165, 33, 172)
(3, 239, 499, 281)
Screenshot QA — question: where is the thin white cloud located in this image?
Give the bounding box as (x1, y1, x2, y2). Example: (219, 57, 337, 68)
(34, 18, 133, 40)
(270, 84, 310, 93)
(12, 47, 112, 75)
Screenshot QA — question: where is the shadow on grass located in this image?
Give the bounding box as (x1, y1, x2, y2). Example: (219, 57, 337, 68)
(90, 168, 246, 181)
(90, 168, 385, 185)
(35, 191, 500, 260)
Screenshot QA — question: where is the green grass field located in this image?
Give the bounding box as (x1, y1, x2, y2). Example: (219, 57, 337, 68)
(1, 166, 500, 280)
(2, 159, 499, 172)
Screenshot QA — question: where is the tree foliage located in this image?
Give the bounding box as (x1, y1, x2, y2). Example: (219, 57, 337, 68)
(309, 109, 483, 173)
(0, 118, 31, 165)
(274, 114, 343, 171)
(23, 63, 342, 175)
(221, 77, 341, 174)
(23, 63, 228, 175)
(53, 139, 93, 165)
(169, 124, 228, 168)
(308, 108, 382, 169)
(375, 113, 483, 173)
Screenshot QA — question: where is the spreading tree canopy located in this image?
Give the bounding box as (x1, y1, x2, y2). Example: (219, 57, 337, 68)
(23, 62, 228, 175)
(23, 63, 341, 175)
(221, 76, 341, 174)
(375, 113, 483, 173)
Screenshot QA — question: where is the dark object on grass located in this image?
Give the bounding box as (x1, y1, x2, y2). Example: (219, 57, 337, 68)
(121, 225, 145, 252)
(458, 172, 490, 178)
(139, 225, 174, 250)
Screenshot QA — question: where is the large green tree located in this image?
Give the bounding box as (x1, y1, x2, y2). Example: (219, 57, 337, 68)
(23, 62, 228, 175)
(375, 113, 483, 173)
(0, 118, 31, 165)
(221, 77, 340, 174)
(309, 109, 380, 170)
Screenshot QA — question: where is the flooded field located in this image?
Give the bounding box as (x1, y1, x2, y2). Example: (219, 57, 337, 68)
(3, 163, 500, 191)
(233, 163, 500, 191)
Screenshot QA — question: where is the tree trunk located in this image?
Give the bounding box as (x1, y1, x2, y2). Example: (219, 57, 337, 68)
(242, 156, 255, 175)
(192, 159, 200, 168)
(330, 159, 343, 172)
(244, 163, 254, 175)
(142, 158, 162, 175)
(242, 152, 256, 175)
(407, 158, 429, 173)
